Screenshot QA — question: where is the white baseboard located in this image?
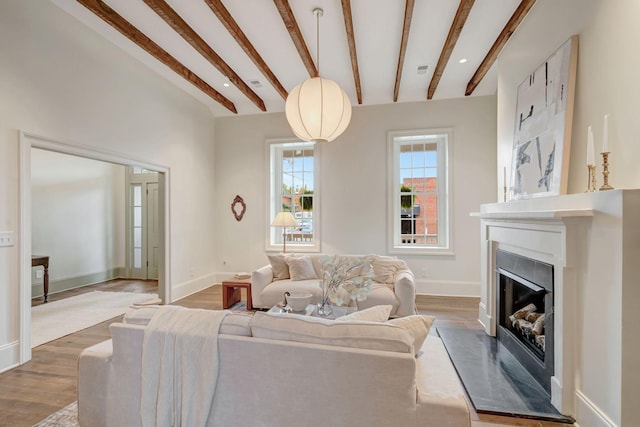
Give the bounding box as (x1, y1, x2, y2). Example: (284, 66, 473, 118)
(31, 267, 126, 297)
(0, 340, 20, 374)
(171, 272, 218, 302)
(415, 279, 480, 297)
(478, 301, 493, 335)
(575, 390, 618, 427)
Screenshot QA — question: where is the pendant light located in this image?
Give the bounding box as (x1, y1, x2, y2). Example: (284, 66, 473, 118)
(285, 7, 352, 143)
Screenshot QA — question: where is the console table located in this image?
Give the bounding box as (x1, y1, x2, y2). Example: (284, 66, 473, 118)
(32, 255, 50, 303)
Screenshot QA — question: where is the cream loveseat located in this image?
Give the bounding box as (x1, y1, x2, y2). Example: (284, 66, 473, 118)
(252, 253, 416, 317)
(77, 305, 470, 427)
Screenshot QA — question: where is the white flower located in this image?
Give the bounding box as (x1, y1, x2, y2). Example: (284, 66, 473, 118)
(319, 255, 374, 305)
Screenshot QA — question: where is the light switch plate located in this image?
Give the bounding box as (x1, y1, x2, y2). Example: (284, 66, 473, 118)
(0, 231, 15, 247)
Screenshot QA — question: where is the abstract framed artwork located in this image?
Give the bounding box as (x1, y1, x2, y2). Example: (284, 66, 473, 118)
(510, 35, 578, 200)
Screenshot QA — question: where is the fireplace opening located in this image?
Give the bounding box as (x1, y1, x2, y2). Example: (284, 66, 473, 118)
(496, 250, 554, 393)
(500, 269, 546, 360)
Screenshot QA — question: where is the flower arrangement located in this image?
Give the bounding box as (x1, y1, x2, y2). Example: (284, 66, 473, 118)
(319, 255, 374, 308)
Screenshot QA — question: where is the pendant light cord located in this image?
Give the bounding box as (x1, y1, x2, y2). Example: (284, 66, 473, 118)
(314, 7, 323, 77)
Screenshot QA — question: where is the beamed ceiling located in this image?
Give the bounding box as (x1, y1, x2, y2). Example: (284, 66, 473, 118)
(53, 0, 536, 117)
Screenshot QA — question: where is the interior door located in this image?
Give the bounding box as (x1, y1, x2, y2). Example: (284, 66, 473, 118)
(128, 169, 159, 280)
(146, 182, 159, 279)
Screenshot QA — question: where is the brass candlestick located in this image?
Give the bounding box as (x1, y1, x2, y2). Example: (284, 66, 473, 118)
(599, 152, 614, 190)
(587, 165, 597, 192)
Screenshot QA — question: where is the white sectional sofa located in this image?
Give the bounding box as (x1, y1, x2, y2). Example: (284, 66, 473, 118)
(252, 253, 416, 317)
(77, 305, 470, 427)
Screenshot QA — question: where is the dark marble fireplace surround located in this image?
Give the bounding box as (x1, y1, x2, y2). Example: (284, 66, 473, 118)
(437, 248, 573, 423)
(496, 249, 554, 393)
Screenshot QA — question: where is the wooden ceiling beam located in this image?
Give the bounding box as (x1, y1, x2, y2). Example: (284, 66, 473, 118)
(143, 0, 265, 111)
(76, 0, 236, 114)
(340, 0, 362, 105)
(204, 0, 288, 101)
(393, 0, 415, 102)
(273, 0, 317, 78)
(466, 0, 536, 96)
(427, 0, 475, 100)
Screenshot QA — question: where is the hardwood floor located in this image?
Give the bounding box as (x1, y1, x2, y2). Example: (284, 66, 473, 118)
(0, 285, 569, 426)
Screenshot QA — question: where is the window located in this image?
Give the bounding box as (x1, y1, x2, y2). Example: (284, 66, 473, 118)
(267, 140, 319, 252)
(388, 129, 451, 254)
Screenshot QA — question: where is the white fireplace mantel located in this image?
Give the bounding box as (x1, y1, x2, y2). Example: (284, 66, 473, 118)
(475, 190, 640, 427)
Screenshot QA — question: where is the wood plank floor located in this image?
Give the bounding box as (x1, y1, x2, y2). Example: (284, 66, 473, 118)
(0, 283, 570, 427)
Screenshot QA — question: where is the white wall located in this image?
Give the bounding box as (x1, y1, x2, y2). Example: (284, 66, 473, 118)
(31, 149, 126, 294)
(214, 96, 497, 296)
(0, 0, 216, 371)
(497, 0, 640, 199)
(497, 2, 640, 424)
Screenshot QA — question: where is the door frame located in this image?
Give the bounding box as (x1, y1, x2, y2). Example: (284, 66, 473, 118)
(18, 131, 171, 364)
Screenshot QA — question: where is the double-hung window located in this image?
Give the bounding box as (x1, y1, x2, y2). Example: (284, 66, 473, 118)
(267, 139, 319, 252)
(388, 129, 451, 254)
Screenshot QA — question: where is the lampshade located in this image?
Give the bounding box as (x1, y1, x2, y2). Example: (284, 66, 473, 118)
(271, 211, 298, 228)
(285, 77, 352, 143)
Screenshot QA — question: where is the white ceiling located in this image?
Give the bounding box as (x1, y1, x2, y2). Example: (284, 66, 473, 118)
(52, 0, 523, 117)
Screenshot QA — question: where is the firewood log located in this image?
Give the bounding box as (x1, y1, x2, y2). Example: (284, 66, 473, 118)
(509, 314, 517, 327)
(532, 313, 545, 335)
(514, 318, 534, 335)
(526, 312, 543, 322)
(512, 303, 537, 319)
(535, 335, 545, 351)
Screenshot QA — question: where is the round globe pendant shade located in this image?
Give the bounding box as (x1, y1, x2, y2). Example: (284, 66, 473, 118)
(285, 77, 352, 142)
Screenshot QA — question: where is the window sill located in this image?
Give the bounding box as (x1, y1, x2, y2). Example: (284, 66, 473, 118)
(388, 246, 454, 256)
(265, 243, 321, 254)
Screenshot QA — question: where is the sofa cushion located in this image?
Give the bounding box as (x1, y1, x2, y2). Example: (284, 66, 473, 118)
(219, 312, 253, 336)
(337, 305, 392, 322)
(356, 284, 399, 313)
(387, 315, 434, 355)
(250, 311, 414, 353)
(285, 255, 318, 280)
(268, 254, 290, 280)
(123, 305, 252, 337)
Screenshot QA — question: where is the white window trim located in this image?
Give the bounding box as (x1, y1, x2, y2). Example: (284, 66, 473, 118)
(264, 138, 321, 253)
(387, 128, 454, 256)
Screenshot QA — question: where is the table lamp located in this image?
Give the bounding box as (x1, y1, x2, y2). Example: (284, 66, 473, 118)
(270, 211, 298, 253)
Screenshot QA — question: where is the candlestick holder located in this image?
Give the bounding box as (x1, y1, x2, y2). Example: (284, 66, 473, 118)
(503, 185, 507, 202)
(586, 165, 596, 192)
(599, 152, 614, 191)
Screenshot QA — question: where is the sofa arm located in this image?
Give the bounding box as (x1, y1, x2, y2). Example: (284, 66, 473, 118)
(394, 270, 417, 317)
(251, 264, 274, 308)
(78, 339, 113, 427)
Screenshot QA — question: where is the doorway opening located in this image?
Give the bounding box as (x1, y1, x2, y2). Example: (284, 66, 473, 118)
(19, 131, 170, 363)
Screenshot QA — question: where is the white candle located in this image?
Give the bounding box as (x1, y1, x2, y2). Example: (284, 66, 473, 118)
(602, 114, 609, 153)
(587, 126, 595, 166)
(503, 167, 506, 185)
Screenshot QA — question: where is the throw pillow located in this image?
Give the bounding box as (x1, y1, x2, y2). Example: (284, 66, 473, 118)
(337, 305, 392, 322)
(372, 257, 408, 284)
(285, 255, 317, 280)
(268, 254, 290, 280)
(387, 315, 435, 354)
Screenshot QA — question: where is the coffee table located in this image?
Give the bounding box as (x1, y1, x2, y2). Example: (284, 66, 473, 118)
(268, 304, 356, 319)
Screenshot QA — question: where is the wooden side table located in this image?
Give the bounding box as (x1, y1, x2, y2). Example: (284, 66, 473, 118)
(32, 255, 50, 303)
(221, 277, 252, 310)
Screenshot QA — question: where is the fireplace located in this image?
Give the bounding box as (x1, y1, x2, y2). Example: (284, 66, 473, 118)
(496, 249, 554, 393)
